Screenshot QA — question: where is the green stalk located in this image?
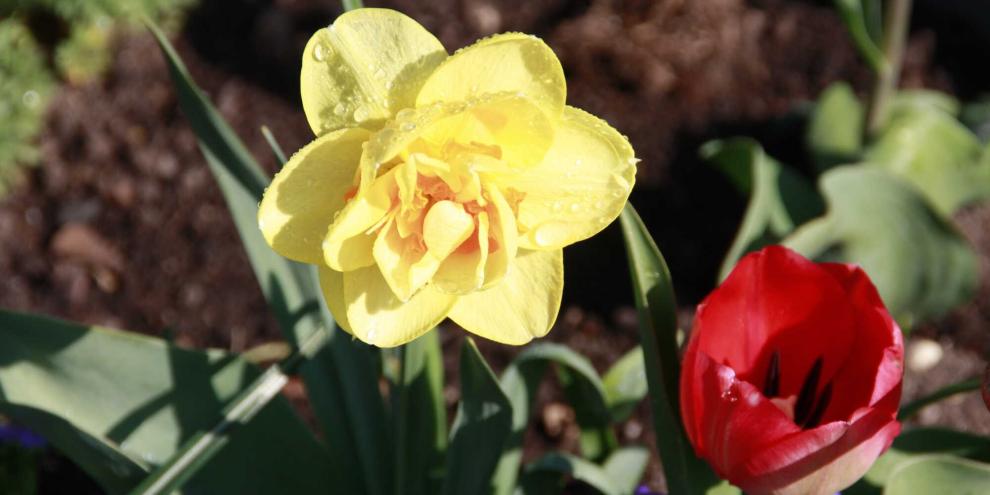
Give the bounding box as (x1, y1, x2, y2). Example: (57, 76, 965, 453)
(866, 0, 913, 137)
(341, 0, 364, 12)
(129, 328, 329, 495)
(393, 344, 409, 495)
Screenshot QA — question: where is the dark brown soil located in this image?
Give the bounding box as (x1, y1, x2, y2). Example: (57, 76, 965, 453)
(2, 0, 989, 493)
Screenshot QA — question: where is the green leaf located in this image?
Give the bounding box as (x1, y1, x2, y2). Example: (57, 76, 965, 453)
(899, 377, 981, 420)
(0, 403, 147, 493)
(889, 90, 961, 118)
(0, 310, 333, 494)
(489, 343, 617, 495)
(883, 456, 990, 495)
(527, 344, 616, 460)
(392, 332, 447, 495)
(783, 166, 978, 327)
(702, 138, 824, 281)
(443, 338, 512, 495)
(619, 205, 720, 495)
(847, 428, 990, 495)
(519, 453, 621, 495)
(150, 23, 390, 495)
(602, 347, 647, 423)
(866, 101, 988, 215)
(602, 447, 650, 494)
(807, 82, 865, 170)
(833, 0, 886, 73)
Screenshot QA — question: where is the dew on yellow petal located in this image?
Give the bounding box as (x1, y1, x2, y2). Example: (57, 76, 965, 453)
(510, 106, 637, 251)
(300, 8, 448, 136)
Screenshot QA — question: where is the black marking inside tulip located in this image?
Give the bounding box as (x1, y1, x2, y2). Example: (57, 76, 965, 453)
(763, 354, 833, 429)
(763, 350, 781, 398)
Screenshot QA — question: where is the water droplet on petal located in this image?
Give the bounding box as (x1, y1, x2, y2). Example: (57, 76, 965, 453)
(396, 108, 414, 121)
(721, 388, 739, 403)
(385, 80, 394, 90)
(333, 103, 347, 116)
(551, 201, 563, 213)
(313, 43, 328, 61)
(594, 200, 605, 209)
(400, 122, 416, 132)
(569, 203, 581, 213)
(354, 106, 370, 122)
(574, 159, 583, 167)
(374, 68, 386, 79)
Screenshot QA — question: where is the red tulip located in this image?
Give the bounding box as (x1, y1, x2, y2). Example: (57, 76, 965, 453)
(680, 246, 903, 495)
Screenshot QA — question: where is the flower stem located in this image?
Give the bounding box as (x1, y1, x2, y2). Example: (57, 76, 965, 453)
(899, 377, 981, 421)
(866, 0, 913, 137)
(393, 344, 409, 495)
(341, 0, 364, 12)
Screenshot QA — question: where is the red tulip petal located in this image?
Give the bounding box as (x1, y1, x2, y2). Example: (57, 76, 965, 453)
(735, 390, 901, 495)
(693, 246, 857, 400)
(817, 263, 903, 423)
(684, 350, 802, 478)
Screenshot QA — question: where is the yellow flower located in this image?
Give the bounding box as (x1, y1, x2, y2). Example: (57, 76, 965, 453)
(258, 8, 637, 347)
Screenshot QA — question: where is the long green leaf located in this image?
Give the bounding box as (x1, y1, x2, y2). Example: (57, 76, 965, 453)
(783, 166, 978, 327)
(392, 332, 447, 495)
(833, 0, 887, 72)
(443, 338, 512, 495)
(602, 447, 650, 494)
(619, 205, 718, 495)
(847, 428, 990, 495)
(149, 23, 390, 495)
(899, 378, 981, 420)
(602, 346, 647, 423)
(883, 456, 990, 495)
(807, 82, 864, 170)
(518, 453, 621, 495)
(0, 310, 332, 494)
(703, 138, 824, 281)
(490, 343, 617, 495)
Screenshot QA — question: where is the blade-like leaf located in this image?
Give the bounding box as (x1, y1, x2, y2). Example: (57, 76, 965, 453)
(834, 0, 886, 72)
(602, 346, 647, 423)
(846, 428, 990, 495)
(518, 453, 620, 495)
(783, 166, 978, 327)
(883, 456, 990, 495)
(150, 23, 390, 495)
(602, 447, 650, 494)
(899, 377, 980, 420)
(490, 343, 617, 495)
(807, 82, 864, 170)
(0, 310, 332, 494)
(619, 205, 719, 495)
(443, 338, 512, 495)
(702, 138, 824, 281)
(865, 102, 989, 216)
(392, 331, 447, 495)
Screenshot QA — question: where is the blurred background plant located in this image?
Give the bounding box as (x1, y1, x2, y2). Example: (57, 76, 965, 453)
(0, 0, 194, 194)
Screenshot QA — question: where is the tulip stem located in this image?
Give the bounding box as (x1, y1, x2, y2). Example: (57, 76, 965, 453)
(898, 377, 981, 421)
(866, 0, 913, 137)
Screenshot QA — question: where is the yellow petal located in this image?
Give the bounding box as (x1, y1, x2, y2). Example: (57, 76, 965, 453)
(300, 8, 447, 136)
(433, 211, 489, 294)
(317, 265, 352, 334)
(358, 94, 554, 192)
(448, 249, 563, 345)
(481, 184, 518, 288)
(323, 169, 396, 271)
(343, 264, 457, 347)
(258, 128, 370, 264)
(416, 33, 566, 120)
(373, 219, 441, 302)
(509, 106, 637, 250)
(423, 200, 475, 258)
